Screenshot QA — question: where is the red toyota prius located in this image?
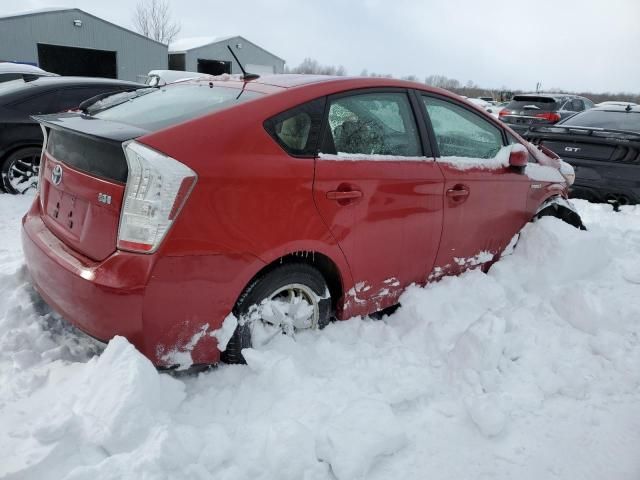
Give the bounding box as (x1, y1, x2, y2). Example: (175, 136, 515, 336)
(21, 74, 582, 368)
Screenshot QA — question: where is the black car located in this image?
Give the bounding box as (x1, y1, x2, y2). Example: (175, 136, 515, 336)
(0, 76, 145, 194)
(499, 93, 594, 134)
(525, 104, 640, 206)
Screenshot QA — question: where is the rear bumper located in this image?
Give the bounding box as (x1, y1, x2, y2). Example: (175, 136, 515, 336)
(22, 198, 263, 366)
(22, 203, 149, 353)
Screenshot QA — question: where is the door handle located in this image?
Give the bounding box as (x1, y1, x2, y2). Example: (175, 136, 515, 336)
(326, 190, 363, 200)
(446, 185, 470, 198)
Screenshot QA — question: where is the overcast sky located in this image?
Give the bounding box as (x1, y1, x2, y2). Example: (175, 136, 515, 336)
(3, 0, 639, 93)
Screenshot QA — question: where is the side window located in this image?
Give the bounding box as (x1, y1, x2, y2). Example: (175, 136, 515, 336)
(10, 91, 60, 114)
(563, 99, 582, 112)
(322, 91, 422, 157)
(422, 96, 503, 159)
(0, 73, 22, 82)
(264, 97, 325, 156)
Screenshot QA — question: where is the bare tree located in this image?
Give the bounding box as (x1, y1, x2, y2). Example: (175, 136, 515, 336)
(133, 0, 181, 45)
(285, 58, 347, 76)
(425, 74, 460, 90)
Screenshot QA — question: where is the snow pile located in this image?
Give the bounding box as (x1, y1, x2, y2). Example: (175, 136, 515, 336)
(1, 194, 640, 479)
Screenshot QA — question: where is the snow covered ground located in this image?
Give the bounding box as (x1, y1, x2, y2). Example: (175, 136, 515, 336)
(1, 192, 639, 480)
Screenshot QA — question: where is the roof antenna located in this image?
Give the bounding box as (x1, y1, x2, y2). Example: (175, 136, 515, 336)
(625, 104, 633, 112)
(227, 45, 260, 81)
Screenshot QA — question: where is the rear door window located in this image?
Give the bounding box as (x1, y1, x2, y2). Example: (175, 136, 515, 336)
(321, 91, 422, 157)
(422, 96, 503, 159)
(572, 99, 585, 111)
(563, 99, 583, 112)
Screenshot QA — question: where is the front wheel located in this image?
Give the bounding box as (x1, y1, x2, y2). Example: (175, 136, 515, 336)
(221, 264, 332, 364)
(1, 147, 41, 194)
(535, 203, 586, 230)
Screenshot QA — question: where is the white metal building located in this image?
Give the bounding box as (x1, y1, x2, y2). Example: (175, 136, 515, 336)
(0, 8, 168, 82)
(168, 36, 285, 76)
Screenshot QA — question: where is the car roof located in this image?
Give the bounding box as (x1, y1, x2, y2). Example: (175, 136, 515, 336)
(514, 93, 578, 100)
(180, 74, 458, 99)
(0, 62, 56, 76)
(25, 76, 145, 88)
(591, 104, 640, 113)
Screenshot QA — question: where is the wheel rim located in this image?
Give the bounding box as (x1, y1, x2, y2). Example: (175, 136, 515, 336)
(7, 153, 40, 194)
(264, 283, 320, 333)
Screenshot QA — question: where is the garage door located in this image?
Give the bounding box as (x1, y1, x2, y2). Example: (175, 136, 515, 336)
(37, 44, 117, 78)
(197, 59, 231, 76)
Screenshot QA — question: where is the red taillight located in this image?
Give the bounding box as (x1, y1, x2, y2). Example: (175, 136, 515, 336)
(168, 177, 197, 221)
(499, 109, 509, 117)
(534, 112, 561, 123)
(117, 141, 197, 254)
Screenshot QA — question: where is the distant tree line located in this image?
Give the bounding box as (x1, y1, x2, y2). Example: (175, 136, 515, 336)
(285, 58, 346, 76)
(285, 58, 640, 104)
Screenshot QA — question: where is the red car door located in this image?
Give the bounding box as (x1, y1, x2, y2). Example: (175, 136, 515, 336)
(313, 89, 444, 316)
(417, 94, 532, 278)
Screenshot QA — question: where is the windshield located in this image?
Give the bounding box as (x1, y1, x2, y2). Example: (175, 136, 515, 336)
(93, 83, 263, 131)
(560, 109, 640, 132)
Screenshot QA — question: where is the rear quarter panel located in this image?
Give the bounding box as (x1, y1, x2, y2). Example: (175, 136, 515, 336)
(138, 88, 355, 314)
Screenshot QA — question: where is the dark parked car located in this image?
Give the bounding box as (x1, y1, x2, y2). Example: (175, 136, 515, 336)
(0, 76, 145, 193)
(499, 93, 594, 134)
(525, 104, 640, 206)
(0, 62, 57, 83)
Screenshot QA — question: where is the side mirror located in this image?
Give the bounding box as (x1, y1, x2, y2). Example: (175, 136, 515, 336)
(509, 145, 528, 168)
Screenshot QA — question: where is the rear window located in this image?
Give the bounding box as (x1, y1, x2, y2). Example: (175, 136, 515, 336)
(93, 83, 263, 131)
(561, 110, 640, 132)
(506, 96, 560, 112)
(47, 128, 128, 183)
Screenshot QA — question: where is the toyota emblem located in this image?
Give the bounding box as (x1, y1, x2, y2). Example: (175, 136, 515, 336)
(51, 164, 63, 185)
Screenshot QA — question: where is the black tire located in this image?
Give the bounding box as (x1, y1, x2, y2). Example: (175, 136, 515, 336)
(221, 263, 332, 364)
(536, 204, 586, 230)
(1, 147, 42, 195)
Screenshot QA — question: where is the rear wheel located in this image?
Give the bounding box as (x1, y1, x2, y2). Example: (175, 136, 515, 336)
(221, 264, 332, 364)
(1, 147, 41, 194)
